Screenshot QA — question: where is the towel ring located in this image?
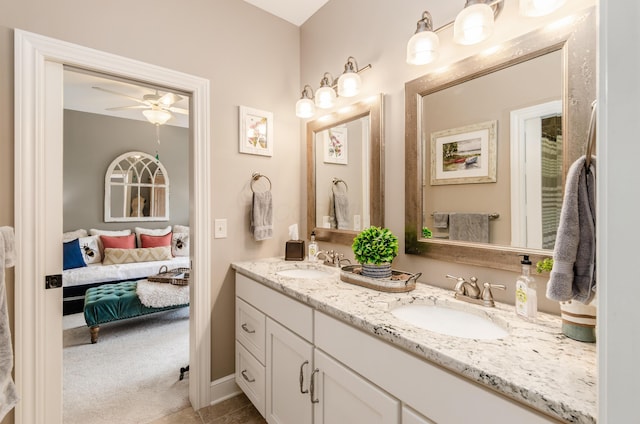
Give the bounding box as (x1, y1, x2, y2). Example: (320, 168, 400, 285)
(331, 178, 348, 193)
(251, 172, 272, 193)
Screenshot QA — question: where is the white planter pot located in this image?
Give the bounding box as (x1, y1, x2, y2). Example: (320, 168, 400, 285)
(560, 300, 597, 343)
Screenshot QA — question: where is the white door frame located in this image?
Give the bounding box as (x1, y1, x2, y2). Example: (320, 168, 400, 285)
(14, 29, 212, 423)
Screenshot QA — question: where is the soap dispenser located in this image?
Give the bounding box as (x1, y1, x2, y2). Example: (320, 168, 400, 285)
(308, 231, 319, 262)
(515, 255, 537, 320)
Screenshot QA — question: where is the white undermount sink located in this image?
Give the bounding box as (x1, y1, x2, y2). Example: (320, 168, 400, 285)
(276, 268, 333, 279)
(390, 304, 508, 340)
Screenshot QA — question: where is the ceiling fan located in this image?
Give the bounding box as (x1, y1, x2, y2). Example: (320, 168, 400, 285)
(92, 86, 188, 126)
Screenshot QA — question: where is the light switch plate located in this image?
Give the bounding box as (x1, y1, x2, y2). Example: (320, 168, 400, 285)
(214, 218, 228, 238)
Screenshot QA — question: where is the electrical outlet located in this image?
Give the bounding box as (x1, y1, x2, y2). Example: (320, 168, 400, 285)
(214, 218, 228, 238)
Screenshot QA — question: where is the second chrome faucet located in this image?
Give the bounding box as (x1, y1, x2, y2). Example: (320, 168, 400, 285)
(446, 274, 505, 307)
(316, 250, 352, 267)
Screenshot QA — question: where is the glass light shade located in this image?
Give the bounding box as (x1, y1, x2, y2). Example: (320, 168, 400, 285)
(143, 108, 172, 125)
(337, 72, 361, 97)
(296, 98, 315, 118)
(315, 86, 337, 109)
(519, 0, 566, 17)
(406, 30, 440, 65)
(454, 3, 495, 45)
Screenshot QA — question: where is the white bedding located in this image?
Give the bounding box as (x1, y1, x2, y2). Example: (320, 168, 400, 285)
(62, 257, 190, 288)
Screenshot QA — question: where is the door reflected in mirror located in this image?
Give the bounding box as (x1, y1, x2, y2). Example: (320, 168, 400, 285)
(105, 151, 170, 222)
(307, 94, 384, 245)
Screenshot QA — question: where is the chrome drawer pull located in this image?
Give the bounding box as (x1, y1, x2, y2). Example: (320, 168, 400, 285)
(241, 323, 255, 334)
(241, 369, 255, 383)
(299, 360, 309, 394)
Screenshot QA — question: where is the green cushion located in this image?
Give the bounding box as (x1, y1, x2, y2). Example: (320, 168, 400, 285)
(83, 280, 188, 327)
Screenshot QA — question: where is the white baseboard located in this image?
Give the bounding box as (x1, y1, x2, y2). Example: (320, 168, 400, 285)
(209, 374, 242, 405)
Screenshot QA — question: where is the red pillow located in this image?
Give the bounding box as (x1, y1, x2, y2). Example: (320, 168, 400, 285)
(140, 232, 173, 248)
(100, 234, 135, 249)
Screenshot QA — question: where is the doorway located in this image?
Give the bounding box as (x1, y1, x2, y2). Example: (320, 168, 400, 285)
(14, 29, 212, 424)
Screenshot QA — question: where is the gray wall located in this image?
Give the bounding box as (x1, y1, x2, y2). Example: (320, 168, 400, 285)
(63, 110, 189, 232)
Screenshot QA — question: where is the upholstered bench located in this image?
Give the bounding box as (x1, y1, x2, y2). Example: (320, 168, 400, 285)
(83, 280, 188, 343)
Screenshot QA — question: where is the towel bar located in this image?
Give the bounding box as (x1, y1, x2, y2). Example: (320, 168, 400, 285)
(430, 212, 500, 220)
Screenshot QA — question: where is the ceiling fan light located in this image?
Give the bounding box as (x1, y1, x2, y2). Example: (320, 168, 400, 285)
(454, 2, 495, 45)
(519, 0, 566, 17)
(143, 108, 172, 125)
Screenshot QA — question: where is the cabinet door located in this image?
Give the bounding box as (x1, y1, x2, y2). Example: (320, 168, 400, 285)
(403, 405, 436, 424)
(313, 349, 400, 424)
(266, 318, 313, 424)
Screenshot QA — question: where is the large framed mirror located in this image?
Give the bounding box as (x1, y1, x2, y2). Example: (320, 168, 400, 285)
(105, 151, 170, 222)
(307, 94, 384, 245)
(405, 8, 595, 272)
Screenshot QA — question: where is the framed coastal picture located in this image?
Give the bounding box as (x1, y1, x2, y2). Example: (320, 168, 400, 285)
(323, 125, 348, 165)
(430, 120, 497, 185)
(239, 106, 274, 157)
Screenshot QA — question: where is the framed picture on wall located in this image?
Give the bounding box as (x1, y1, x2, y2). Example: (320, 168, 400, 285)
(323, 125, 348, 165)
(239, 106, 274, 157)
(430, 120, 497, 185)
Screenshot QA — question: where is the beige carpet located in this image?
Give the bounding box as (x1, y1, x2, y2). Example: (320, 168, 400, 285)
(63, 307, 190, 424)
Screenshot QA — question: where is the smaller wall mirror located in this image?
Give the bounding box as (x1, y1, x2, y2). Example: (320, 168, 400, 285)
(307, 94, 384, 245)
(105, 151, 170, 222)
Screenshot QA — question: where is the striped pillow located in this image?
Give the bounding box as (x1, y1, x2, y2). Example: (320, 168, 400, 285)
(102, 246, 172, 265)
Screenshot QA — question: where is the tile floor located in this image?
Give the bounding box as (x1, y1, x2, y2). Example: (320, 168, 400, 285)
(149, 393, 266, 424)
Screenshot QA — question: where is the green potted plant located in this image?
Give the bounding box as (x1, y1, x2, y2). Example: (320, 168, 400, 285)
(352, 226, 399, 278)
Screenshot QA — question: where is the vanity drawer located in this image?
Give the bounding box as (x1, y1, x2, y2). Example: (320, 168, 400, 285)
(235, 341, 266, 417)
(236, 297, 266, 364)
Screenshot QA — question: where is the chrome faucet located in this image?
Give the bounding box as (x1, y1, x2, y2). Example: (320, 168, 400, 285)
(316, 250, 352, 267)
(446, 274, 505, 307)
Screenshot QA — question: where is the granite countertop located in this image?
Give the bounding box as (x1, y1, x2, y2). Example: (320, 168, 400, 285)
(232, 257, 597, 424)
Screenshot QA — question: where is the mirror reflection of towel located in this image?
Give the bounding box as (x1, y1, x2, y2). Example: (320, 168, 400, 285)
(0, 226, 18, 421)
(433, 213, 449, 229)
(251, 191, 273, 241)
(449, 213, 489, 243)
(333, 192, 350, 230)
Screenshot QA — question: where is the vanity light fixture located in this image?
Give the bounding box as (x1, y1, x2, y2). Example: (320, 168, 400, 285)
(315, 72, 338, 109)
(519, 0, 566, 17)
(454, 0, 499, 46)
(407, 11, 440, 65)
(337, 57, 363, 97)
(295, 85, 316, 118)
(296, 57, 372, 118)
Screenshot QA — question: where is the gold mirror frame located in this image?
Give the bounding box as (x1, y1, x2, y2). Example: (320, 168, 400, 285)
(307, 94, 384, 245)
(405, 8, 595, 272)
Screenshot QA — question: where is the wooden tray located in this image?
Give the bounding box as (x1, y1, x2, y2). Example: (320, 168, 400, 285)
(339, 265, 421, 293)
(147, 266, 190, 286)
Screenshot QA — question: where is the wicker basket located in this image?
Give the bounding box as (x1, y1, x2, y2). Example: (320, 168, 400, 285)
(147, 265, 190, 286)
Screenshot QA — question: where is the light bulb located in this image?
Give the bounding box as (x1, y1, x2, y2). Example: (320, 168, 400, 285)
(454, 3, 494, 46)
(315, 86, 336, 109)
(296, 98, 315, 118)
(337, 72, 361, 97)
(406, 30, 440, 65)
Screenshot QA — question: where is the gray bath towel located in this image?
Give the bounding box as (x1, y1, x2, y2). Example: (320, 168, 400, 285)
(0, 226, 18, 421)
(251, 191, 273, 241)
(433, 212, 449, 229)
(448, 213, 489, 243)
(547, 156, 596, 304)
(333, 192, 350, 230)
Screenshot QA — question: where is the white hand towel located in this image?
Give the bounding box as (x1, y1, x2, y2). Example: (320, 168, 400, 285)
(0, 226, 18, 421)
(251, 191, 273, 241)
(547, 156, 596, 304)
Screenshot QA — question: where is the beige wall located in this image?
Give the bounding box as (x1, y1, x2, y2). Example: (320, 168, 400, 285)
(1, 1, 300, 422)
(301, 0, 594, 315)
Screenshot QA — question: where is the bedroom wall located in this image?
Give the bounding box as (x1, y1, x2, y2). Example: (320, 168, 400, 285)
(63, 110, 189, 232)
(0, 1, 300, 421)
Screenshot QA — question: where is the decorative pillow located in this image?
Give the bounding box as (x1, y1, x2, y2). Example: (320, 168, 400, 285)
(140, 232, 173, 248)
(171, 232, 190, 257)
(78, 235, 102, 264)
(135, 226, 172, 248)
(90, 228, 133, 254)
(63, 239, 86, 270)
(63, 229, 88, 242)
(173, 224, 190, 235)
(102, 246, 173, 265)
(100, 234, 136, 250)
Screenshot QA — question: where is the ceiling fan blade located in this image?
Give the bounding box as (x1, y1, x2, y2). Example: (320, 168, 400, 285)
(158, 92, 182, 106)
(92, 86, 148, 105)
(106, 105, 150, 111)
(168, 106, 189, 115)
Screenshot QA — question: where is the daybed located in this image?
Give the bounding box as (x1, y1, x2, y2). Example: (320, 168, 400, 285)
(62, 225, 190, 314)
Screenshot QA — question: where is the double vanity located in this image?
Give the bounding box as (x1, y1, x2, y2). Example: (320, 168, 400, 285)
(232, 258, 596, 424)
